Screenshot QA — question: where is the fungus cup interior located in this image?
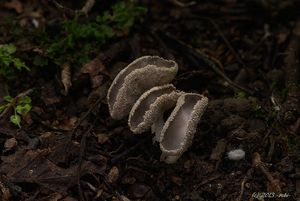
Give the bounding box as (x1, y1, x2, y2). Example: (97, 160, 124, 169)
(161, 95, 201, 150)
(130, 86, 175, 129)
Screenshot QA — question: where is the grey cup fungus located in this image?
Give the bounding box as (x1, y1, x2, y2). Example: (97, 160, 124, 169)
(107, 56, 178, 120)
(106, 56, 208, 164)
(159, 93, 208, 163)
(128, 84, 182, 135)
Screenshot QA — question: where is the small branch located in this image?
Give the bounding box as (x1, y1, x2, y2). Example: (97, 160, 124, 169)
(252, 152, 281, 192)
(81, 0, 95, 15)
(168, 0, 196, 7)
(51, 0, 96, 17)
(236, 168, 253, 201)
(159, 32, 258, 96)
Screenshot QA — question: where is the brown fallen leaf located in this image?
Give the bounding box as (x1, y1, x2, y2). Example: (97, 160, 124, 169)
(54, 116, 78, 131)
(267, 179, 282, 193)
(76, 57, 108, 88)
(42, 192, 62, 201)
(127, 183, 150, 198)
(61, 196, 78, 201)
(0, 147, 105, 194)
(41, 83, 61, 105)
(97, 133, 109, 144)
(61, 63, 72, 95)
(4, 138, 17, 151)
(210, 138, 227, 161)
(0, 180, 11, 201)
(171, 175, 182, 186)
(4, 0, 23, 13)
(108, 166, 119, 183)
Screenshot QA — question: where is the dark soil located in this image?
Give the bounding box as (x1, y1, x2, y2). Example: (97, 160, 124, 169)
(0, 1, 299, 201)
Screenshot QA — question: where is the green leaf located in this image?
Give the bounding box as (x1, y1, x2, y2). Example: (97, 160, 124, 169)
(10, 114, 21, 128)
(18, 96, 31, 105)
(13, 58, 30, 71)
(0, 43, 30, 79)
(16, 104, 31, 115)
(0, 104, 8, 112)
(3, 95, 13, 102)
(0, 44, 16, 54)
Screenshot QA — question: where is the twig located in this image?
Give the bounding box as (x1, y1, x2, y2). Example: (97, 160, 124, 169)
(167, 0, 196, 7)
(77, 122, 95, 201)
(81, 0, 95, 16)
(236, 168, 253, 201)
(194, 174, 221, 190)
(266, 135, 275, 162)
(52, 0, 77, 16)
(51, 0, 95, 17)
(196, 16, 248, 70)
(147, 31, 175, 60)
(159, 32, 258, 96)
(62, 83, 108, 166)
(71, 82, 108, 139)
(252, 152, 281, 192)
(111, 136, 151, 164)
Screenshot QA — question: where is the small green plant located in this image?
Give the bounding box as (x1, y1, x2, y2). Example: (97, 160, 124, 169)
(0, 44, 30, 79)
(44, 1, 147, 67)
(0, 95, 32, 128)
(252, 103, 269, 119)
(251, 103, 278, 123)
(235, 91, 247, 99)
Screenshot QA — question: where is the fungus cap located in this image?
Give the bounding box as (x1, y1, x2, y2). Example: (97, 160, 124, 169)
(107, 56, 178, 120)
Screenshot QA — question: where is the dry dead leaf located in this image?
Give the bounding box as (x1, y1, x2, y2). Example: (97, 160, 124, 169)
(80, 58, 106, 76)
(54, 116, 78, 131)
(44, 192, 62, 201)
(97, 133, 109, 144)
(108, 166, 119, 183)
(171, 175, 182, 186)
(61, 196, 78, 201)
(122, 176, 136, 184)
(0, 148, 105, 194)
(127, 183, 150, 198)
(210, 138, 227, 161)
(61, 63, 72, 95)
(267, 179, 282, 193)
(41, 83, 61, 105)
(4, 138, 17, 151)
(77, 58, 107, 88)
(0, 181, 11, 201)
(4, 0, 23, 13)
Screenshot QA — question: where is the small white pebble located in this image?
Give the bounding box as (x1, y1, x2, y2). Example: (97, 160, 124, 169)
(227, 149, 245, 161)
(31, 19, 39, 28)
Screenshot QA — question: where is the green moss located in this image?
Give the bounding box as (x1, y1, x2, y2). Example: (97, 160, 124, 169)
(44, 1, 147, 67)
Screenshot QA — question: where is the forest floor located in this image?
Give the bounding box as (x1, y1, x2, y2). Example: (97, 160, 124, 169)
(0, 0, 299, 200)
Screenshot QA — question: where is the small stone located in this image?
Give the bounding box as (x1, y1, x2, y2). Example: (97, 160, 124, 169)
(227, 149, 245, 161)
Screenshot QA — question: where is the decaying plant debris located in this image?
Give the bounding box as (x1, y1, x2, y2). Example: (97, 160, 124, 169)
(0, 0, 299, 200)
